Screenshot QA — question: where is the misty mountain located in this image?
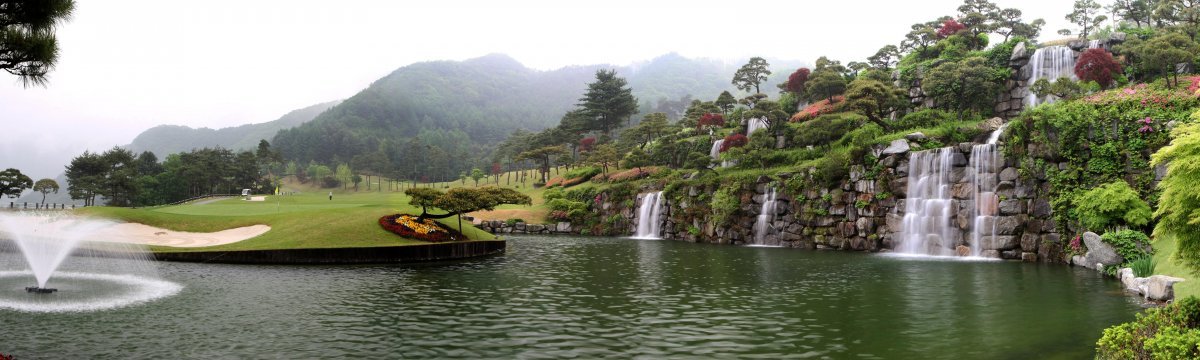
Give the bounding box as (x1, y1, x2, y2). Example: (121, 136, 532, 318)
(126, 100, 342, 157)
(270, 53, 808, 180)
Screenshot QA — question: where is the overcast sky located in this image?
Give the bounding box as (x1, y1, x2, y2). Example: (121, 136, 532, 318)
(0, 0, 1077, 178)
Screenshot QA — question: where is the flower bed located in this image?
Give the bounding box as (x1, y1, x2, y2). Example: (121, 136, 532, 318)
(379, 214, 462, 243)
(605, 166, 662, 183)
(791, 96, 844, 122)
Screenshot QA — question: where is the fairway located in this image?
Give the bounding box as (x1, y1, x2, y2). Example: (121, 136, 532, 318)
(79, 190, 500, 252)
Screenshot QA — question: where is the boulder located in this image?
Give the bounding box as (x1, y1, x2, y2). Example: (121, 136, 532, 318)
(514, 222, 527, 231)
(905, 132, 927, 141)
(980, 235, 1020, 251)
(556, 222, 572, 233)
(1021, 252, 1038, 262)
(882, 139, 910, 155)
(1082, 231, 1124, 270)
(1009, 41, 1029, 62)
(998, 200, 1026, 215)
(1146, 275, 1186, 302)
(527, 224, 545, 233)
(999, 167, 1019, 181)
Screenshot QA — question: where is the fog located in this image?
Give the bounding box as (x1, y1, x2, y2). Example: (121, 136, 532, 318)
(0, 0, 1074, 179)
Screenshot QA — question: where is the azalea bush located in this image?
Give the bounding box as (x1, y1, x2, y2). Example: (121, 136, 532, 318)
(790, 95, 845, 122)
(379, 214, 461, 242)
(605, 166, 661, 183)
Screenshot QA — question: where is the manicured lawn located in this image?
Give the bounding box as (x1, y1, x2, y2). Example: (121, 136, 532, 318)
(1152, 234, 1198, 299)
(78, 191, 499, 253)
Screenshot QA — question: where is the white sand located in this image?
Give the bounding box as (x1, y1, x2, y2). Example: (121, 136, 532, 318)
(89, 224, 271, 248)
(247, 196, 267, 202)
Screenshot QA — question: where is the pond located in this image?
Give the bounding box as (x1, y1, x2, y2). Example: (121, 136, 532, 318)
(1, 235, 1140, 359)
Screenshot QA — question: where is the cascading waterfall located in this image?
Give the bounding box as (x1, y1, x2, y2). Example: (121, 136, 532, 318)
(1087, 39, 1102, 49)
(967, 123, 1008, 257)
(751, 188, 780, 246)
(633, 191, 665, 239)
(1024, 46, 1078, 107)
(898, 148, 958, 256)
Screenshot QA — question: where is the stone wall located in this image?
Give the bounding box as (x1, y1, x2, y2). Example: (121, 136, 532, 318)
(476, 220, 576, 235)
(635, 132, 1070, 263)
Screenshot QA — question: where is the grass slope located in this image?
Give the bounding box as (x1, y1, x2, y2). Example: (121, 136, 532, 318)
(1152, 235, 1198, 299)
(78, 191, 498, 253)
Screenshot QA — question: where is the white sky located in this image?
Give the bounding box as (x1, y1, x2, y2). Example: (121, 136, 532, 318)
(0, 0, 1077, 178)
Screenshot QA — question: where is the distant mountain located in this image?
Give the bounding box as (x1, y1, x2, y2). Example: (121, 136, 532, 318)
(126, 100, 341, 157)
(270, 53, 808, 181)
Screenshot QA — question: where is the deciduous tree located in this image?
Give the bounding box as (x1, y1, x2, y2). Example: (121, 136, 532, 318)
(1074, 48, 1123, 89)
(785, 68, 811, 94)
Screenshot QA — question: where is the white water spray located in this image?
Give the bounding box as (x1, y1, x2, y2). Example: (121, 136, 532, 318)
(633, 192, 665, 239)
(751, 188, 780, 246)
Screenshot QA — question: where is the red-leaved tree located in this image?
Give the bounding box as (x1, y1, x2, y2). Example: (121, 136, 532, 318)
(786, 68, 811, 94)
(579, 137, 596, 152)
(719, 134, 749, 152)
(698, 113, 725, 129)
(937, 19, 965, 38)
(1074, 48, 1123, 89)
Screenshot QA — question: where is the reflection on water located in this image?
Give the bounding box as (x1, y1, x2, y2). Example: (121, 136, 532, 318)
(0, 235, 1139, 359)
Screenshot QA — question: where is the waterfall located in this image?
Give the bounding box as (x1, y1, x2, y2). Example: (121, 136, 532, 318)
(746, 117, 768, 136)
(633, 191, 665, 239)
(898, 148, 958, 256)
(1024, 46, 1078, 107)
(1087, 39, 1102, 49)
(710, 139, 724, 160)
(750, 188, 780, 247)
(967, 123, 1010, 257)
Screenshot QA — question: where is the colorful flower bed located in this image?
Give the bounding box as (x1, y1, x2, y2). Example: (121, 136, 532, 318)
(605, 166, 662, 183)
(790, 96, 844, 122)
(379, 214, 461, 242)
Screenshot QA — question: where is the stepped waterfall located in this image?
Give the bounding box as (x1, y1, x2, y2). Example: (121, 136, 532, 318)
(898, 125, 1009, 257)
(633, 191, 665, 239)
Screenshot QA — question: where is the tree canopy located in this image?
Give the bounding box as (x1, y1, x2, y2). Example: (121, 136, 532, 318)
(578, 69, 638, 136)
(0, 168, 33, 199)
(0, 0, 75, 86)
(732, 57, 772, 94)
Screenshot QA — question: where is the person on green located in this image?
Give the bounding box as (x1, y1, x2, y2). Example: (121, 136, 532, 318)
(328, 191, 333, 201)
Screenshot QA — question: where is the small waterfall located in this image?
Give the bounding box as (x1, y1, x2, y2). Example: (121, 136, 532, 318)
(1087, 39, 1102, 49)
(633, 191, 665, 239)
(1024, 46, 1078, 107)
(967, 123, 1010, 257)
(710, 139, 724, 160)
(898, 148, 958, 256)
(746, 117, 768, 135)
(751, 188, 780, 246)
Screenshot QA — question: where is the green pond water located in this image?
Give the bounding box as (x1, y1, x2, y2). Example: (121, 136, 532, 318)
(1, 235, 1140, 359)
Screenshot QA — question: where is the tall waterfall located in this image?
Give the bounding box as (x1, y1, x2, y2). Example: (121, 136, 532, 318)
(633, 191, 665, 239)
(1024, 46, 1078, 107)
(750, 188, 780, 247)
(967, 124, 1008, 257)
(898, 148, 958, 256)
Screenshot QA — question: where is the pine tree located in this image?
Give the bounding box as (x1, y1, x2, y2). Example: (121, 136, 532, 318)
(732, 57, 772, 94)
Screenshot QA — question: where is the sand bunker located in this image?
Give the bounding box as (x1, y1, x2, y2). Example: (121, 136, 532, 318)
(90, 224, 271, 248)
(247, 196, 267, 202)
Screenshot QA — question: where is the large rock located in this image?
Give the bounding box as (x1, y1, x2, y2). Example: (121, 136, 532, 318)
(1009, 41, 1029, 62)
(905, 132, 928, 141)
(882, 139, 910, 155)
(556, 222, 572, 233)
(1082, 231, 1124, 270)
(979, 235, 1020, 251)
(1146, 275, 1186, 302)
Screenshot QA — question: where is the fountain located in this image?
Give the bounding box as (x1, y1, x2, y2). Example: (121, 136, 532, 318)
(897, 148, 958, 256)
(0, 212, 181, 312)
(633, 192, 665, 239)
(750, 188, 781, 247)
(1024, 46, 1078, 107)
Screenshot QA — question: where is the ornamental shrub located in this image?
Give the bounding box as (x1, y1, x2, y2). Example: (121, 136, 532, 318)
(719, 133, 749, 152)
(1074, 181, 1152, 231)
(1075, 48, 1123, 89)
(1097, 296, 1200, 359)
(698, 113, 725, 129)
(786, 68, 810, 94)
(710, 187, 739, 225)
(1100, 229, 1153, 262)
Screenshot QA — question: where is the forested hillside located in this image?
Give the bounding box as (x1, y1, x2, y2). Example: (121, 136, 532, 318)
(127, 100, 341, 156)
(270, 53, 806, 182)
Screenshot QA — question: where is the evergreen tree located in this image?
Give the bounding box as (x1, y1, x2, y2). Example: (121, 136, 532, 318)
(1064, 0, 1108, 39)
(0, 0, 76, 86)
(732, 57, 772, 94)
(715, 91, 737, 115)
(0, 168, 33, 199)
(578, 69, 638, 136)
(32, 178, 58, 204)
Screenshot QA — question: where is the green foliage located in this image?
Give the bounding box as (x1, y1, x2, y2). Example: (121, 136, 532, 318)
(893, 109, 956, 130)
(1030, 77, 1085, 101)
(1152, 121, 1200, 272)
(792, 113, 863, 148)
(710, 187, 739, 225)
(563, 166, 602, 181)
(732, 57, 772, 94)
(1075, 181, 1153, 230)
(804, 69, 847, 103)
(564, 186, 599, 204)
(504, 218, 525, 226)
(844, 79, 908, 130)
(0, 168, 33, 199)
(922, 56, 1004, 117)
(547, 198, 588, 213)
(543, 187, 565, 202)
(1101, 229, 1154, 262)
(0, 0, 75, 87)
(1097, 297, 1200, 359)
(1130, 255, 1158, 278)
